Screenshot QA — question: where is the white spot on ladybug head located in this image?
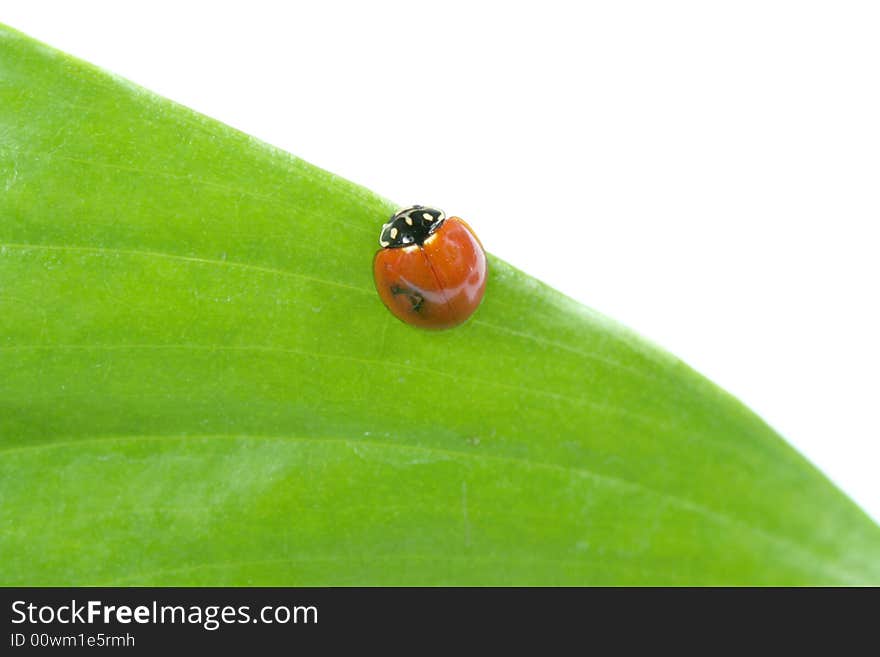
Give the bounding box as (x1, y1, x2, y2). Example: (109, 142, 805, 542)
(405, 216, 413, 226)
(423, 213, 432, 221)
(380, 240, 390, 247)
(390, 227, 399, 239)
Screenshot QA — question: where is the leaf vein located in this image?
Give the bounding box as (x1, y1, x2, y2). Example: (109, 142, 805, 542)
(0, 432, 858, 581)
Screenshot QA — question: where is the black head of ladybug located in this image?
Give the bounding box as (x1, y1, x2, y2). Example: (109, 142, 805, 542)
(379, 205, 446, 248)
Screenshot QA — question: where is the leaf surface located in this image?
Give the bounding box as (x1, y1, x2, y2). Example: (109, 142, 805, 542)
(1, 24, 878, 584)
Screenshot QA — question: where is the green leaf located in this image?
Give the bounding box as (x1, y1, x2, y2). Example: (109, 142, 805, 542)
(1, 23, 878, 586)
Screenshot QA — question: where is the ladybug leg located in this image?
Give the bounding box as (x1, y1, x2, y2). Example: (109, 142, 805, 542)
(390, 285, 425, 312)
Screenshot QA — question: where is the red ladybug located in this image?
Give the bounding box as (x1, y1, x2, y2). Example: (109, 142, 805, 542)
(373, 205, 487, 330)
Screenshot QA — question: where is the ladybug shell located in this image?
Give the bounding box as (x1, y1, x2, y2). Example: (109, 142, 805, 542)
(373, 217, 487, 330)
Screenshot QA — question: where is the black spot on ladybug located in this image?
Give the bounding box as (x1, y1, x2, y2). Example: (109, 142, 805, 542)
(390, 284, 425, 312)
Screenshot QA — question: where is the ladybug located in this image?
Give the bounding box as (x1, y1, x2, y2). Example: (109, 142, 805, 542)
(373, 205, 487, 330)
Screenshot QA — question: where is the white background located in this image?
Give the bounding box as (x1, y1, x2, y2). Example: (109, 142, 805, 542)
(3, 1, 878, 521)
